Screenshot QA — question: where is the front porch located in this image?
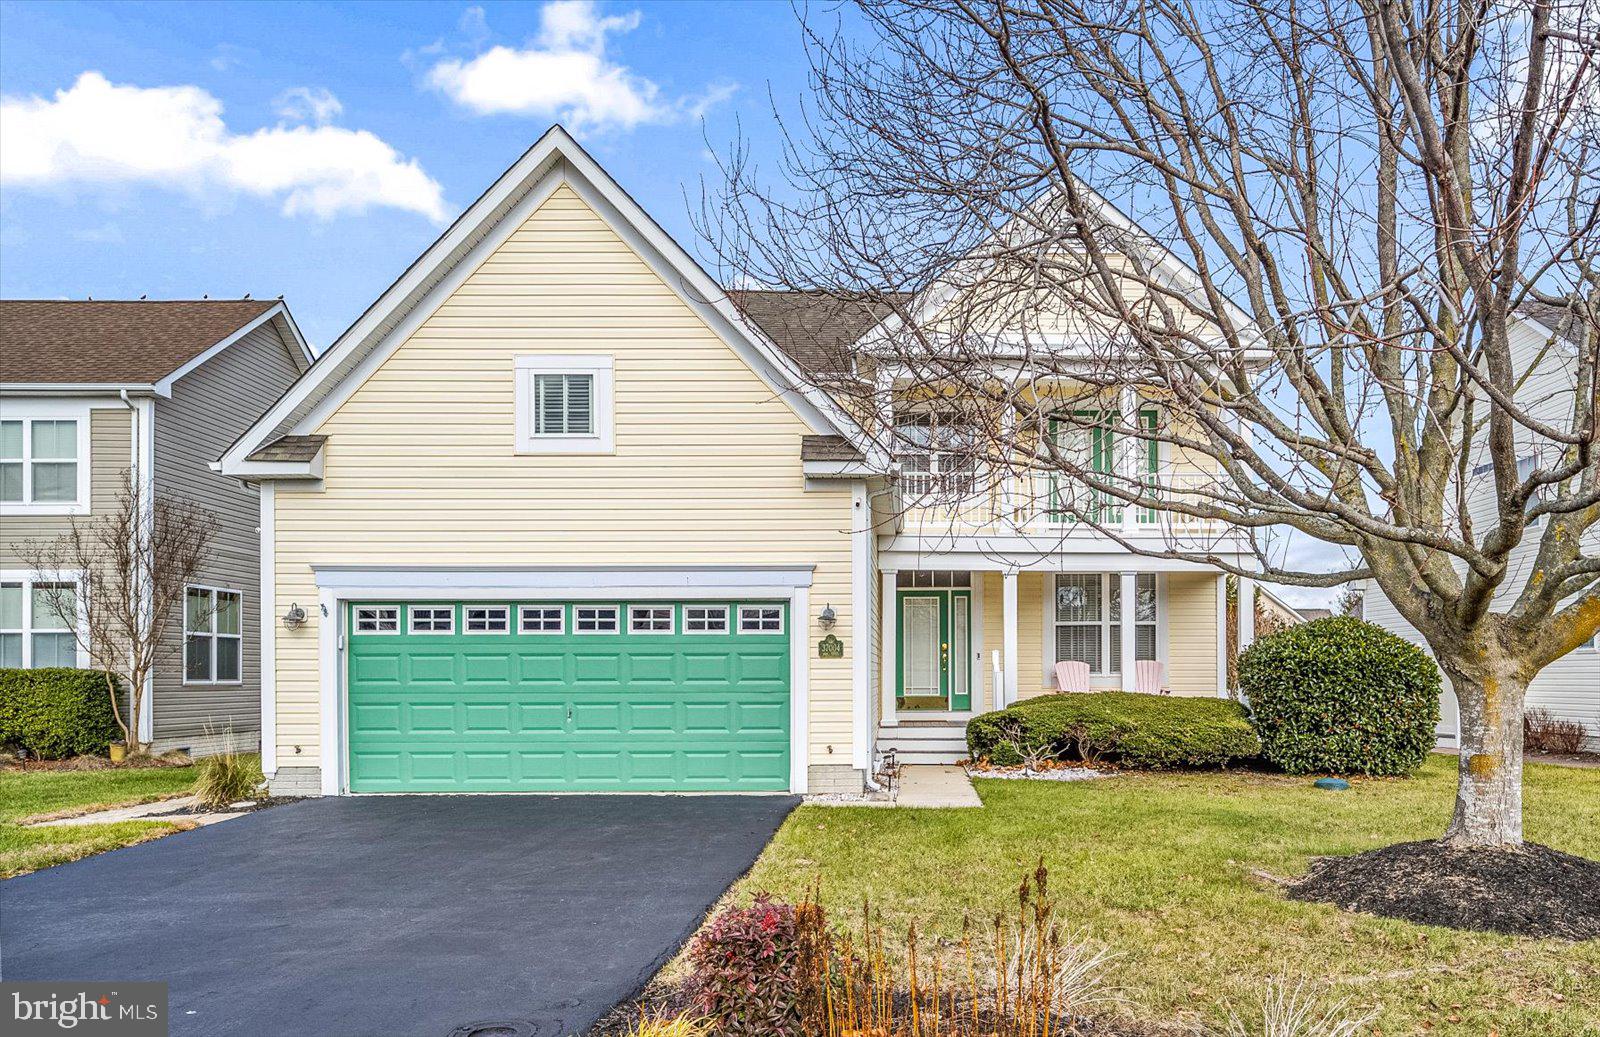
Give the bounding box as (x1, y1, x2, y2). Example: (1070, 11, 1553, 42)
(873, 558, 1263, 764)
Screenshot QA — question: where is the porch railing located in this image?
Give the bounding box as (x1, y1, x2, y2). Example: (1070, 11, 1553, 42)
(899, 469, 1224, 536)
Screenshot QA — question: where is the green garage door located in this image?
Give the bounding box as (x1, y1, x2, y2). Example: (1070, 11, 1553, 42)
(345, 600, 790, 792)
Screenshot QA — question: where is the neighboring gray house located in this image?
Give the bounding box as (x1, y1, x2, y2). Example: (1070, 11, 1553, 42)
(1364, 303, 1600, 751)
(1, 299, 313, 755)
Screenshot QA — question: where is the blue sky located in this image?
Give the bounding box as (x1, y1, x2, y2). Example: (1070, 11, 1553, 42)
(0, 0, 809, 347)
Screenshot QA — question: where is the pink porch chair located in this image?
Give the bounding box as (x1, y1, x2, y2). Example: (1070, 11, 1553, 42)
(1053, 660, 1091, 693)
(1133, 659, 1169, 695)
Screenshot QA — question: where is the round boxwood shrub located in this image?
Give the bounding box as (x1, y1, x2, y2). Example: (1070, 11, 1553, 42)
(1238, 616, 1440, 776)
(0, 667, 123, 759)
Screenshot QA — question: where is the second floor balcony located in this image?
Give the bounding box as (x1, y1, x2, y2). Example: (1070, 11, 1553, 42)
(897, 468, 1226, 539)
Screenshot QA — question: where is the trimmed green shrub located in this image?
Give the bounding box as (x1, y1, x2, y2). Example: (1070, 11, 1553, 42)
(0, 668, 123, 759)
(1238, 616, 1441, 776)
(966, 691, 1261, 769)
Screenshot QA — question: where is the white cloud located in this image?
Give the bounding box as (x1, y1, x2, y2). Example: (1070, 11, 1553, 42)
(0, 72, 448, 223)
(425, 0, 735, 130)
(273, 86, 344, 125)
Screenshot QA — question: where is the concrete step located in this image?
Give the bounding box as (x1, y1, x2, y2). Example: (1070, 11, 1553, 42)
(878, 725, 970, 765)
(887, 748, 968, 765)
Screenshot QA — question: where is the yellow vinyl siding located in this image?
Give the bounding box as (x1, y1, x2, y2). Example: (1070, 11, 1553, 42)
(270, 184, 856, 765)
(1166, 572, 1220, 695)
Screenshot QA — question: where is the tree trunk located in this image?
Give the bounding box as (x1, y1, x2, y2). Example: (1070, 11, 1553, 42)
(1441, 655, 1528, 848)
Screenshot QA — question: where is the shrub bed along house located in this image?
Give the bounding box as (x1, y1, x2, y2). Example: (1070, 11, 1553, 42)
(0, 668, 122, 760)
(965, 691, 1261, 769)
(1237, 616, 1440, 776)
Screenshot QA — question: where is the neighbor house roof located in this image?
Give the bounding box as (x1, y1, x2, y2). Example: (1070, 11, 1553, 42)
(732, 290, 912, 377)
(0, 299, 309, 388)
(1517, 300, 1591, 344)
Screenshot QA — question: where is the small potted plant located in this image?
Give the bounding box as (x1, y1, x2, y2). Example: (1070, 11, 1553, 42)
(108, 740, 127, 764)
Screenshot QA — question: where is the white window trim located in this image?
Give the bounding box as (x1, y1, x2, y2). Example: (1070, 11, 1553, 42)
(628, 604, 675, 634)
(1047, 573, 1158, 679)
(409, 605, 455, 634)
(514, 354, 615, 454)
(353, 605, 401, 635)
(462, 604, 511, 634)
(574, 604, 621, 634)
(519, 604, 566, 634)
(684, 604, 731, 634)
(0, 401, 93, 516)
(0, 570, 88, 669)
(738, 604, 785, 634)
(183, 584, 244, 686)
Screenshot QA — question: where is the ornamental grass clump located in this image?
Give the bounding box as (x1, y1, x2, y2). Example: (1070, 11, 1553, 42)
(1238, 617, 1440, 776)
(193, 748, 263, 809)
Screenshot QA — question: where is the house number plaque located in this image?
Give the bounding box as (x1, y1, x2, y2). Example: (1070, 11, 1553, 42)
(817, 634, 844, 659)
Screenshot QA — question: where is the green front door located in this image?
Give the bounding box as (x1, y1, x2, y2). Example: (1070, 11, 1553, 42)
(896, 590, 971, 711)
(346, 601, 790, 792)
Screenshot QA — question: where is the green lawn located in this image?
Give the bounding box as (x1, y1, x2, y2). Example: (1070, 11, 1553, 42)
(738, 756, 1599, 1036)
(0, 764, 197, 878)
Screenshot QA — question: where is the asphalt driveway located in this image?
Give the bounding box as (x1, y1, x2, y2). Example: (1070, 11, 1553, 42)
(1, 794, 797, 1036)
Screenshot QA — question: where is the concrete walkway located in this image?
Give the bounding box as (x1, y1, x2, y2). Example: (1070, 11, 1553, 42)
(895, 764, 983, 808)
(25, 795, 246, 828)
(1435, 748, 1600, 770)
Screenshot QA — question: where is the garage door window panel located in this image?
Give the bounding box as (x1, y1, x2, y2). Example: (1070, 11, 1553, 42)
(576, 605, 620, 634)
(629, 605, 674, 634)
(355, 606, 400, 634)
(465, 606, 510, 634)
(520, 605, 565, 634)
(685, 605, 730, 633)
(738, 605, 784, 634)
(410, 606, 454, 634)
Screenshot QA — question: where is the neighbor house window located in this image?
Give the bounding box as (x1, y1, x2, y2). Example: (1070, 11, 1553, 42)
(185, 586, 242, 683)
(629, 606, 674, 634)
(514, 355, 615, 453)
(1052, 573, 1157, 677)
(738, 605, 784, 633)
(685, 605, 729, 633)
(0, 577, 80, 668)
(410, 606, 454, 634)
(575, 606, 620, 633)
(520, 606, 564, 633)
(464, 605, 510, 633)
(1, 415, 86, 511)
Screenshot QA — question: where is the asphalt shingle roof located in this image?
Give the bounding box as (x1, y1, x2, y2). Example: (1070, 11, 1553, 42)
(0, 299, 279, 385)
(731, 290, 910, 377)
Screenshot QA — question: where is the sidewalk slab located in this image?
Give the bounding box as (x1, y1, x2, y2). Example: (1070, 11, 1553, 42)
(895, 765, 983, 808)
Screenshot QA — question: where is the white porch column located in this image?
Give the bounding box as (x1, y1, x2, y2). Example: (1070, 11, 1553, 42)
(1002, 569, 1020, 707)
(1238, 576, 1256, 649)
(1119, 570, 1138, 691)
(880, 569, 899, 727)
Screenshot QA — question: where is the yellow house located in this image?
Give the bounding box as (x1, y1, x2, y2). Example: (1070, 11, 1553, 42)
(221, 127, 1258, 797)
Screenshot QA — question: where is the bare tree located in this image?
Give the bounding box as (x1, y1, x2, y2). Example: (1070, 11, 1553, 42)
(700, 0, 1599, 847)
(21, 472, 215, 754)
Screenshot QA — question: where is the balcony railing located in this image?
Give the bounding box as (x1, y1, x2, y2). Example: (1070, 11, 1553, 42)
(899, 469, 1225, 537)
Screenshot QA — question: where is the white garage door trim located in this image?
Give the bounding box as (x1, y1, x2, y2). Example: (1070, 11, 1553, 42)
(312, 566, 814, 796)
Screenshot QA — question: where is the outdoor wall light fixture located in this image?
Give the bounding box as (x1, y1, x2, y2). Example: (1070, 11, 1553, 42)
(282, 603, 307, 629)
(819, 604, 837, 630)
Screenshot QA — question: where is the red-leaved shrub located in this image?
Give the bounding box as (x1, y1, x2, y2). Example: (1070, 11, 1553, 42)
(686, 896, 802, 1036)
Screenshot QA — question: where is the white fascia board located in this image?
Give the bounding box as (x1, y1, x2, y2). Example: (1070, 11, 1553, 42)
(219, 125, 883, 473)
(224, 451, 324, 481)
(310, 565, 816, 594)
(1, 384, 157, 395)
(802, 459, 880, 478)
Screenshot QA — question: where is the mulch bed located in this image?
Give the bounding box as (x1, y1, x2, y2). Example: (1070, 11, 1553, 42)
(585, 980, 1161, 1036)
(0, 753, 193, 773)
(1288, 840, 1600, 940)
(144, 796, 301, 818)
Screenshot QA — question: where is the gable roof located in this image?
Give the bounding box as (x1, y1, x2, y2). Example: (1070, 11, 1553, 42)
(0, 299, 310, 389)
(731, 291, 911, 378)
(219, 126, 881, 477)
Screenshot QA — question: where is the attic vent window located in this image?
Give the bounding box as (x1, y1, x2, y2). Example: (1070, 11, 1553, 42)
(514, 355, 614, 454)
